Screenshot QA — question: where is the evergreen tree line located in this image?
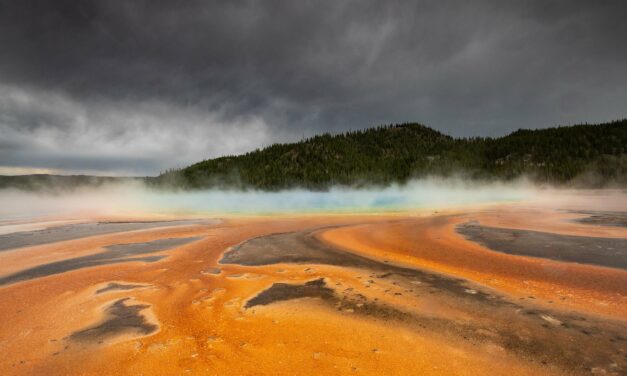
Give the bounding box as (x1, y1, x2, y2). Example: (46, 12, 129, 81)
(153, 119, 627, 190)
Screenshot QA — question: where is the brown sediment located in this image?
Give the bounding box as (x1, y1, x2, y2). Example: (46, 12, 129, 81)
(0, 219, 214, 251)
(0, 220, 215, 278)
(0, 236, 203, 286)
(0, 204, 625, 376)
(247, 274, 627, 375)
(200, 267, 221, 275)
(69, 298, 158, 343)
(245, 278, 335, 307)
(229, 225, 627, 374)
(457, 221, 627, 269)
(321, 210, 627, 318)
(462, 206, 627, 238)
(96, 282, 149, 294)
(221, 226, 499, 304)
(570, 210, 627, 228)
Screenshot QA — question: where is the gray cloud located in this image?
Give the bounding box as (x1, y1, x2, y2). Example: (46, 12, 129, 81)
(0, 1, 626, 175)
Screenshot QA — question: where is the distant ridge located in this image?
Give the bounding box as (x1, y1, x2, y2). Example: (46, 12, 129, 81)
(157, 120, 626, 189)
(1, 120, 625, 191)
(0, 174, 139, 191)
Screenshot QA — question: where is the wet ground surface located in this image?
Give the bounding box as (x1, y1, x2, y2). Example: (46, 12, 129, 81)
(227, 226, 627, 375)
(0, 219, 213, 251)
(69, 298, 157, 343)
(96, 282, 149, 295)
(1, 207, 626, 376)
(245, 278, 334, 308)
(457, 221, 627, 270)
(221, 227, 497, 303)
(0, 236, 202, 286)
(570, 211, 627, 228)
(251, 276, 626, 374)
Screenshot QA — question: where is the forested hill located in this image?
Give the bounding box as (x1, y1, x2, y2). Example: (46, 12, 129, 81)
(156, 119, 627, 190)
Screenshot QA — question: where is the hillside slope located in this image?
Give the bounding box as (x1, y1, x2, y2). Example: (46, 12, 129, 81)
(157, 120, 626, 190)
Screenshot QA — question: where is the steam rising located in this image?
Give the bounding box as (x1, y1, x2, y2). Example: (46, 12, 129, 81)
(0, 178, 606, 221)
(0, 179, 627, 221)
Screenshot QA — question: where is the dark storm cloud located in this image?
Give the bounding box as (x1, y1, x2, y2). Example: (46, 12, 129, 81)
(0, 1, 626, 175)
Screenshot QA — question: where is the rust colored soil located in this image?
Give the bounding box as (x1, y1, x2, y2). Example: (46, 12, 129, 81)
(0, 207, 625, 376)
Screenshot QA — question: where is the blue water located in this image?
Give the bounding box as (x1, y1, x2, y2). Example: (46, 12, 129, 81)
(136, 183, 530, 214)
(0, 180, 533, 219)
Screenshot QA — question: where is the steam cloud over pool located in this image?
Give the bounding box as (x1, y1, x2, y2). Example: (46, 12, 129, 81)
(0, 179, 539, 219)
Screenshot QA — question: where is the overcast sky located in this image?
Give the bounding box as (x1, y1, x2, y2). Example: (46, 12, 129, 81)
(1, 1, 626, 176)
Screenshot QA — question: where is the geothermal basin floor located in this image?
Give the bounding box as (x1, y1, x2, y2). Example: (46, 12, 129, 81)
(0, 206, 625, 375)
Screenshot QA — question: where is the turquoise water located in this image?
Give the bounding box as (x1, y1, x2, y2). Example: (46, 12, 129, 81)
(135, 183, 530, 214)
(0, 180, 533, 219)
